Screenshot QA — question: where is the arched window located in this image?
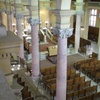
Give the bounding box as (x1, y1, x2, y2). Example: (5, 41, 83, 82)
(89, 9, 97, 26)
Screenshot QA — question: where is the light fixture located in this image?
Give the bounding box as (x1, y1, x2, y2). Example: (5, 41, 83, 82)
(81, 26, 84, 30)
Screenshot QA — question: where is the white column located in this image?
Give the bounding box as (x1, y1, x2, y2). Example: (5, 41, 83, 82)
(84, 2, 89, 39)
(14, 14, 24, 59)
(52, 0, 75, 98)
(14, 0, 24, 59)
(75, 11, 82, 53)
(74, 1, 84, 53)
(6, 11, 12, 31)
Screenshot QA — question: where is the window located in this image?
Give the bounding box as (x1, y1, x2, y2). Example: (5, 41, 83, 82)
(89, 9, 97, 27)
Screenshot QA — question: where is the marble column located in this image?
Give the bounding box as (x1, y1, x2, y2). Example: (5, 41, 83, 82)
(6, 11, 12, 31)
(52, 4, 75, 99)
(14, 13, 24, 59)
(74, 1, 84, 53)
(28, 19, 40, 77)
(54, 28, 73, 100)
(84, 2, 89, 39)
(27, 0, 40, 78)
(14, 0, 24, 59)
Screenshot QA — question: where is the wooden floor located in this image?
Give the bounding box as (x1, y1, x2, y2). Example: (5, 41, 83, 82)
(39, 53, 88, 69)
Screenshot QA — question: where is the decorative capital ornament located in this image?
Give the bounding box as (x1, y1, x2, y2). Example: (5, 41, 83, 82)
(14, 13, 23, 19)
(27, 18, 40, 26)
(53, 28, 73, 38)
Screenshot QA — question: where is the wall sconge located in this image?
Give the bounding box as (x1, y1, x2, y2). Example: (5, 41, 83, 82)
(81, 26, 84, 31)
(45, 21, 48, 27)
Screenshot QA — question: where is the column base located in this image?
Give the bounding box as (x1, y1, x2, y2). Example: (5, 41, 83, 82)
(31, 76, 39, 87)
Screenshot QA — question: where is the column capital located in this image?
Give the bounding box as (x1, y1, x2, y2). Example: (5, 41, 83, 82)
(14, 13, 23, 19)
(53, 28, 73, 39)
(27, 18, 40, 26)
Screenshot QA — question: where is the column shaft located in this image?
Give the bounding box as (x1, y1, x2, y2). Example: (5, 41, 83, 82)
(98, 23, 100, 60)
(56, 37, 67, 100)
(31, 24, 39, 76)
(75, 14, 81, 53)
(7, 13, 12, 31)
(16, 18, 24, 58)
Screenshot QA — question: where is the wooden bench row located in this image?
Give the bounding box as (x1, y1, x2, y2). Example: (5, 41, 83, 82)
(66, 85, 97, 100)
(74, 59, 100, 83)
(43, 76, 85, 91)
(41, 66, 76, 76)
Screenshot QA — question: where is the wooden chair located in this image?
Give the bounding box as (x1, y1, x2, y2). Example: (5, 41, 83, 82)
(18, 81, 25, 87)
(67, 79, 73, 86)
(13, 74, 18, 79)
(74, 77, 80, 84)
(67, 93, 73, 100)
(17, 77, 21, 83)
(67, 86, 73, 93)
(79, 89, 85, 98)
(80, 76, 85, 83)
(35, 95, 48, 100)
(72, 84, 78, 92)
(22, 91, 31, 99)
(79, 82, 85, 90)
(93, 92, 100, 100)
(21, 86, 28, 93)
(91, 85, 97, 94)
(73, 91, 79, 100)
(23, 97, 34, 100)
(85, 86, 92, 96)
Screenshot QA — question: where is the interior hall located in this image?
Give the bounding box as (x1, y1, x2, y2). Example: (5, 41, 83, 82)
(0, 0, 100, 100)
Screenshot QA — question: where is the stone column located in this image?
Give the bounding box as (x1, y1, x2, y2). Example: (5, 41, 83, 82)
(53, 28, 73, 100)
(14, 0, 24, 59)
(84, 2, 89, 39)
(74, 0, 84, 53)
(28, 0, 40, 78)
(5, 0, 12, 31)
(5, 11, 12, 31)
(0, 2, 5, 25)
(52, 6, 75, 100)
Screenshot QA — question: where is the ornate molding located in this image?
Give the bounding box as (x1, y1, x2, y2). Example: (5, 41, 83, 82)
(27, 18, 40, 26)
(14, 13, 23, 19)
(53, 28, 73, 38)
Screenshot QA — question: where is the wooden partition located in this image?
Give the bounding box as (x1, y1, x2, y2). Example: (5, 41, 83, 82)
(88, 26, 99, 43)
